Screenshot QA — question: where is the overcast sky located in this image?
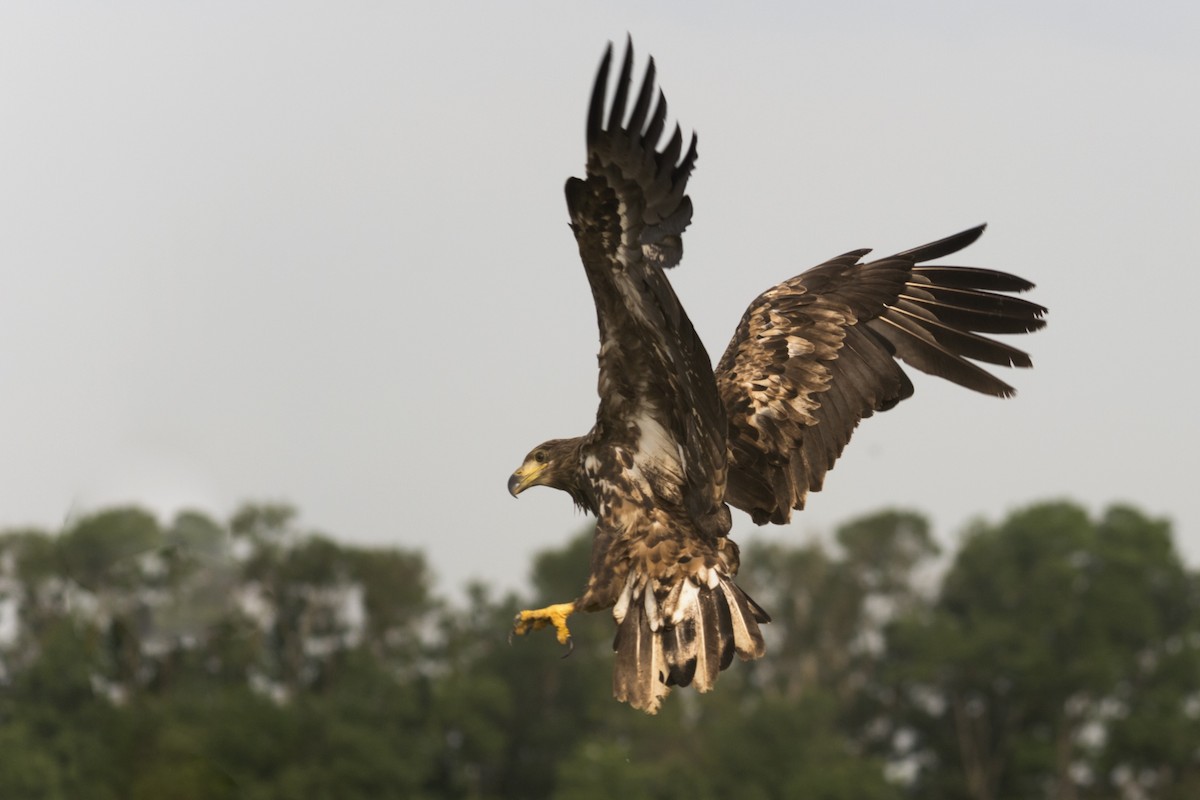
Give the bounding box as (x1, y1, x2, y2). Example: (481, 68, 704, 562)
(2, 2, 1198, 595)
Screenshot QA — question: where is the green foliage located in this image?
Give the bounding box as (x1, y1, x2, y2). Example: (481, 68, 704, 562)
(0, 719, 65, 800)
(882, 501, 1200, 799)
(0, 499, 1195, 799)
(58, 507, 162, 591)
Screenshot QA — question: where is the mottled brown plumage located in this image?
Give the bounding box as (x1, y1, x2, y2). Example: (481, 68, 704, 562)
(717, 225, 1046, 525)
(508, 39, 1045, 714)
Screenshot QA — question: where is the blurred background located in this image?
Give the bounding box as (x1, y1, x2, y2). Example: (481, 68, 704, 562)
(2, 502, 1195, 797)
(1, 2, 1197, 797)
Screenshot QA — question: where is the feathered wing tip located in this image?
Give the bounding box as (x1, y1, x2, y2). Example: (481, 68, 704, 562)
(611, 571, 769, 714)
(893, 223, 986, 261)
(867, 225, 1048, 397)
(580, 37, 699, 270)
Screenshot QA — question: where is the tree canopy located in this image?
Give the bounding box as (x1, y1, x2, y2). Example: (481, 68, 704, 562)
(0, 500, 1195, 798)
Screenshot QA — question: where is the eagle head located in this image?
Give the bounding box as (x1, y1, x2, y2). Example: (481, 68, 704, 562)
(507, 437, 591, 511)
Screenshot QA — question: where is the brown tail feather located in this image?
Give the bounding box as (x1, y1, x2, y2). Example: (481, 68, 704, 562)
(612, 573, 769, 714)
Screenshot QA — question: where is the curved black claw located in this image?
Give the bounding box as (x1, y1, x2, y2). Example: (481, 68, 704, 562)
(560, 637, 575, 659)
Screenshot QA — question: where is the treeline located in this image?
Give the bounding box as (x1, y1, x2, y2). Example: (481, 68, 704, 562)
(0, 501, 1197, 799)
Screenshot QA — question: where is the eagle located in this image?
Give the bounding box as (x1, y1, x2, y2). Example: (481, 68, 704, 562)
(507, 40, 1046, 714)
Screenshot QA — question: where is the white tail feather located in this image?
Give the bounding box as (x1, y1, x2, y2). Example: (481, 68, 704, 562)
(612, 569, 769, 713)
(644, 582, 661, 631)
(718, 579, 766, 659)
(612, 572, 636, 624)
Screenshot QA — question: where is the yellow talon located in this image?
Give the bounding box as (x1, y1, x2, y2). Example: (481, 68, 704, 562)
(511, 601, 576, 645)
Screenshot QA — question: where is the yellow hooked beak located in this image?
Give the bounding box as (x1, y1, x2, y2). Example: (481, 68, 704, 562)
(507, 461, 546, 497)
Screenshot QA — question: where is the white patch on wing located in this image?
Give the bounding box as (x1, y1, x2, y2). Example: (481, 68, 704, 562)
(633, 412, 682, 481)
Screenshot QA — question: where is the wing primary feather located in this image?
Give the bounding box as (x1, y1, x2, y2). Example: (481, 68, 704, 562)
(871, 313, 1017, 396)
(677, 134, 698, 178)
(643, 89, 668, 148)
(659, 125, 684, 173)
(915, 265, 1036, 293)
(894, 223, 986, 261)
(663, 134, 699, 211)
(627, 57, 656, 133)
(902, 290, 1047, 334)
(607, 39, 635, 131)
(890, 301, 1035, 367)
(919, 284, 1047, 321)
(586, 44, 613, 147)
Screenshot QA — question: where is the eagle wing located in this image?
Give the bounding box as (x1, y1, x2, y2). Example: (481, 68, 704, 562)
(566, 40, 728, 537)
(565, 42, 766, 713)
(715, 225, 1047, 525)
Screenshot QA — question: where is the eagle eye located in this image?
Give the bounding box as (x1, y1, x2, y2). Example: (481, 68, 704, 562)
(534, 450, 547, 464)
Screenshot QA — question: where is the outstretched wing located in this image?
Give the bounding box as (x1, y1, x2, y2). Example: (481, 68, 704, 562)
(566, 39, 728, 537)
(715, 225, 1047, 525)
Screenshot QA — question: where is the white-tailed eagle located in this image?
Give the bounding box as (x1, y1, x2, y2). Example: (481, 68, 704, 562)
(507, 40, 1046, 714)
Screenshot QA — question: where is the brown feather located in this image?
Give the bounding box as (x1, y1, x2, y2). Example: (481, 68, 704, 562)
(613, 568, 767, 712)
(717, 224, 1045, 524)
(515, 41, 1045, 717)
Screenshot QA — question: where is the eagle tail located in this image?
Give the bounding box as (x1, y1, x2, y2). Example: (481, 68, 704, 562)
(611, 571, 769, 714)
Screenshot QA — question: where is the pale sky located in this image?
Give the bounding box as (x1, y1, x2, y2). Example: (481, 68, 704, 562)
(2, 2, 1198, 595)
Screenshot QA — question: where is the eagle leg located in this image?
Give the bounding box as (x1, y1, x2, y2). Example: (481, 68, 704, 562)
(510, 601, 576, 651)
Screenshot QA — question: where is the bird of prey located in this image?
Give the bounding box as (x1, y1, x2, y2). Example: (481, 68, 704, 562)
(507, 39, 1046, 714)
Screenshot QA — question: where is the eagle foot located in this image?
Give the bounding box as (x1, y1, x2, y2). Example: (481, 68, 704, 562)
(510, 601, 576, 655)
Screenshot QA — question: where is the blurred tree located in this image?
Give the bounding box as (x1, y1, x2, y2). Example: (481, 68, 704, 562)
(57, 507, 162, 592)
(1, 528, 62, 651)
(343, 546, 432, 662)
(161, 510, 228, 583)
(694, 690, 903, 800)
(1088, 506, 1200, 798)
(0, 721, 64, 800)
(149, 509, 240, 681)
(1, 499, 1193, 799)
(4, 619, 128, 799)
(736, 510, 938, 704)
(429, 527, 614, 799)
(54, 509, 165, 693)
(2, 527, 58, 584)
(883, 501, 1200, 800)
(230, 503, 299, 546)
(836, 509, 939, 605)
